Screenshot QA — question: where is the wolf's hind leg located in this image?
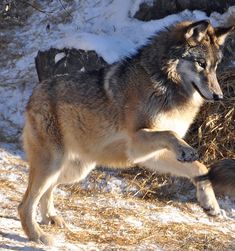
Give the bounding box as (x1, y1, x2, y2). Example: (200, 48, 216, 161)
(18, 154, 62, 245)
(142, 150, 220, 216)
(39, 158, 95, 228)
(128, 129, 198, 163)
(40, 185, 66, 228)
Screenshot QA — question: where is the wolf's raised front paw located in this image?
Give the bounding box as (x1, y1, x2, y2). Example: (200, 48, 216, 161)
(176, 145, 199, 162)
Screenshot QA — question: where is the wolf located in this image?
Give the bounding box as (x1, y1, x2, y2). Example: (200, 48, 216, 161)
(18, 20, 234, 245)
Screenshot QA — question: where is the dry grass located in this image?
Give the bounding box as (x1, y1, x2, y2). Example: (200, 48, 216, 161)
(1, 171, 233, 250)
(51, 191, 233, 251)
(65, 223, 232, 251)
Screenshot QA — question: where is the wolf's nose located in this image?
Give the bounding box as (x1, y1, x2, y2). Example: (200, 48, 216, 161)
(213, 93, 223, 101)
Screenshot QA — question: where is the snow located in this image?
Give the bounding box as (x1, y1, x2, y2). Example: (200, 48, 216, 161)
(55, 52, 66, 64)
(55, 32, 136, 63)
(125, 216, 143, 228)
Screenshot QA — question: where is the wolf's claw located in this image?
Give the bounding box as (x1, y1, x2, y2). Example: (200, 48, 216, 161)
(177, 146, 199, 162)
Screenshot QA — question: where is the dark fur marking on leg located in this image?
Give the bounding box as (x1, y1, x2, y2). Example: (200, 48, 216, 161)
(194, 173, 210, 183)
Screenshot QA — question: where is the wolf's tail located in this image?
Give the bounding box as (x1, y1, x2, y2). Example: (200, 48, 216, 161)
(195, 159, 235, 198)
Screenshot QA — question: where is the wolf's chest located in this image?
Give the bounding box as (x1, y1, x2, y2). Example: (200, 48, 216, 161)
(154, 109, 197, 138)
(153, 92, 203, 137)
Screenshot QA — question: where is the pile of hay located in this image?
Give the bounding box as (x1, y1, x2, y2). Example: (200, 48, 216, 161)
(187, 67, 235, 165)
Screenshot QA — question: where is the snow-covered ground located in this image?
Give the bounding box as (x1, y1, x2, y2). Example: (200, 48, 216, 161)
(0, 0, 235, 250)
(0, 143, 234, 250)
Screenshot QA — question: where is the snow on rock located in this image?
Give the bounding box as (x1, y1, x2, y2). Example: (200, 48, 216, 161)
(210, 6, 235, 26)
(55, 52, 66, 64)
(0, 0, 234, 141)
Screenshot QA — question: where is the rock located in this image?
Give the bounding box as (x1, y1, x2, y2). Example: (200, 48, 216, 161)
(0, 0, 35, 28)
(134, 0, 235, 21)
(35, 48, 108, 82)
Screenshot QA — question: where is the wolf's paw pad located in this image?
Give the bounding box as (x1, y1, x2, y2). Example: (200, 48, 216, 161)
(177, 146, 199, 162)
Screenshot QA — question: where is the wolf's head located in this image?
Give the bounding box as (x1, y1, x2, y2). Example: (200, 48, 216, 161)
(173, 20, 234, 101)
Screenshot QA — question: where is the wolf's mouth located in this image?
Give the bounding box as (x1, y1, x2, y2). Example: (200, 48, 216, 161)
(191, 81, 213, 101)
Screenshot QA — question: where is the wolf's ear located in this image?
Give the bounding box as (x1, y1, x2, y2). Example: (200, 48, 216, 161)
(214, 26, 235, 46)
(185, 20, 210, 45)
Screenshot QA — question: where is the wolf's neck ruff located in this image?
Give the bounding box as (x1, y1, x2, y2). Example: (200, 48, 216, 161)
(103, 20, 233, 135)
(134, 20, 231, 102)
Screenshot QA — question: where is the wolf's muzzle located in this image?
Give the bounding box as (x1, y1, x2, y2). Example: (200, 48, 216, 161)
(213, 93, 223, 101)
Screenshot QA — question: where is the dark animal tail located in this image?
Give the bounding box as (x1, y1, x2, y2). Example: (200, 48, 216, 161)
(194, 159, 235, 198)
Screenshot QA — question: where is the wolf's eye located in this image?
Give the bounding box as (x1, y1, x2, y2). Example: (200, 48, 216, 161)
(196, 61, 206, 69)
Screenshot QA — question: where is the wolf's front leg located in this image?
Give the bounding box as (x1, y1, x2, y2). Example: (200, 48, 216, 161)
(127, 129, 199, 163)
(141, 151, 221, 216)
